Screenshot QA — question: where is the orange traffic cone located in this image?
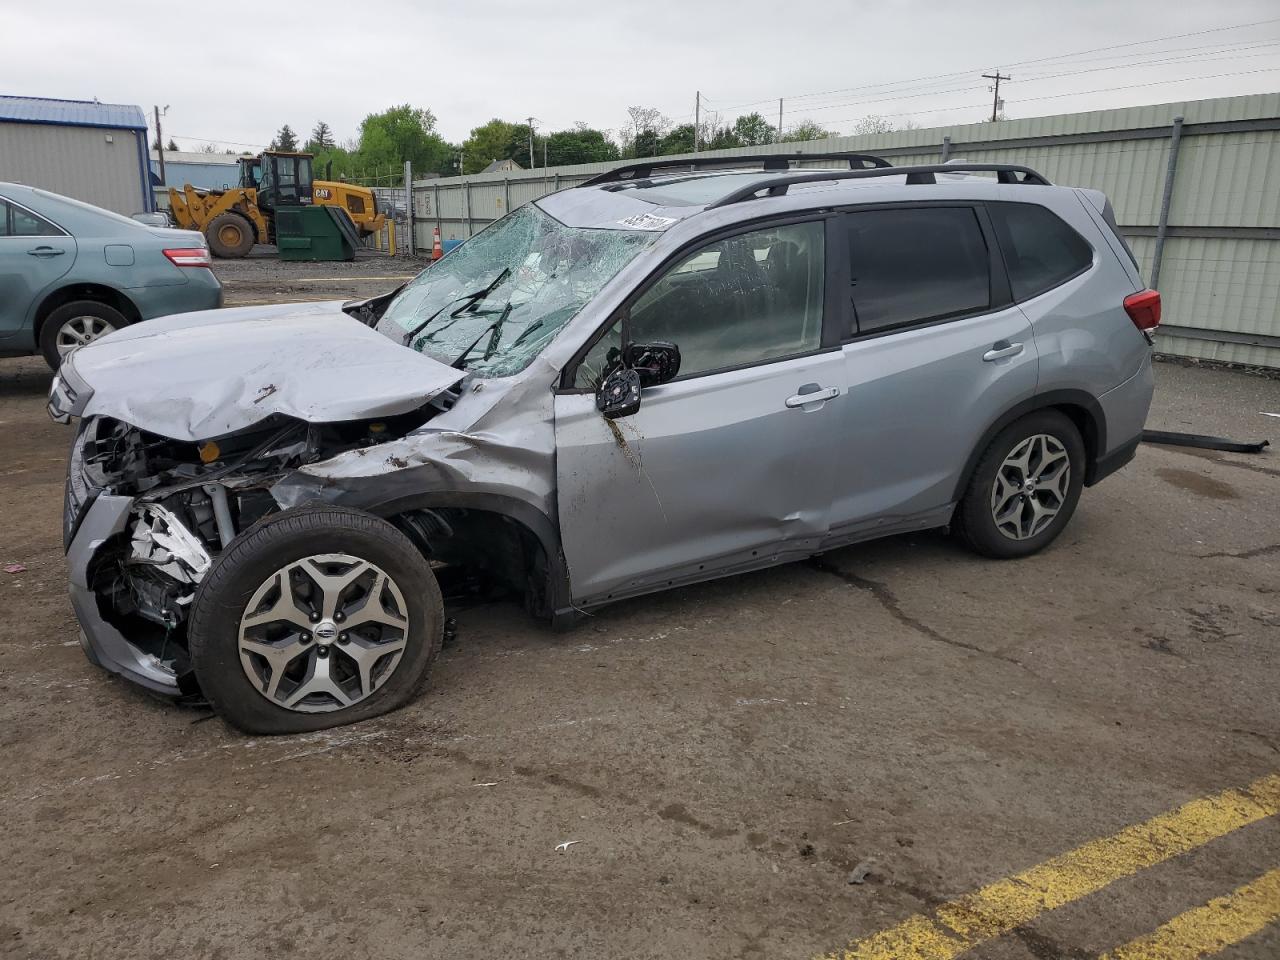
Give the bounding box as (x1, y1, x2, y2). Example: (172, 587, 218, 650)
(431, 226, 443, 261)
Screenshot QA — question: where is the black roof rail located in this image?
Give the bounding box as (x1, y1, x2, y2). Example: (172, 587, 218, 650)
(706, 163, 1052, 209)
(577, 152, 892, 188)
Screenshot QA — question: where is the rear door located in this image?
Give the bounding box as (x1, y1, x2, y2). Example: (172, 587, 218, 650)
(0, 197, 76, 342)
(828, 203, 1039, 535)
(553, 217, 845, 605)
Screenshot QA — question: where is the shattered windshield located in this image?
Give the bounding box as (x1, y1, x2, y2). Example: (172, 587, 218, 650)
(377, 204, 656, 376)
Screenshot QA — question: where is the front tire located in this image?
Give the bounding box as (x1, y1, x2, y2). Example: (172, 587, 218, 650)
(39, 300, 127, 369)
(955, 410, 1085, 559)
(188, 506, 443, 734)
(206, 212, 255, 258)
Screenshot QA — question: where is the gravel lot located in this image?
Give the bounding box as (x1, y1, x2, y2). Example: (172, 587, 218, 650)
(1, 258, 1277, 959)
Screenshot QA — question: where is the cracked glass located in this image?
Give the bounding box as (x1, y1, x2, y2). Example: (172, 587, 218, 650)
(378, 203, 656, 376)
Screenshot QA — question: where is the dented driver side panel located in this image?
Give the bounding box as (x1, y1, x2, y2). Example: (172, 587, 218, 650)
(553, 350, 845, 606)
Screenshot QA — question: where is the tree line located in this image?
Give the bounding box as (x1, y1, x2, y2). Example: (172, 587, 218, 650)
(255, 105, 917, 183)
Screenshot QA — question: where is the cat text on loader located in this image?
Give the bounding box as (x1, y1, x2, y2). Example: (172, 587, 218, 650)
(167, 152, 385, 258)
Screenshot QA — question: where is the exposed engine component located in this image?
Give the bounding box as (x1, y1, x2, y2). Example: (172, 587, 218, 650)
(128, 504, 212, 585)
(72, 406, 442, 679)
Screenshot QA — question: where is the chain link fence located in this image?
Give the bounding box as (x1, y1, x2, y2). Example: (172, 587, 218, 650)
(340, 164, 415, 256)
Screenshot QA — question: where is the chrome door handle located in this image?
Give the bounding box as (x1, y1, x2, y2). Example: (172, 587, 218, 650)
(983, 341, 1024, 362)
(785, 385, 840, 408)
(27, 247, 66, 258)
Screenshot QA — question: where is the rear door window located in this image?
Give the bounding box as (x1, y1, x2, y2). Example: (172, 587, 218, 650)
(845, 207, 990, 333)
(987, 202, 1093, 301)
(0, 199, 63, 237)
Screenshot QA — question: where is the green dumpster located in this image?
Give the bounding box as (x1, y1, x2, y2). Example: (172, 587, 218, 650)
(275, 205, 360, 262)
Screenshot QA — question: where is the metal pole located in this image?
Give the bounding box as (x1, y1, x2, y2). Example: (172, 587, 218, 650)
(403, 160, 414, 257)
(1151, 115, 1184, 291)
(982, 72, 1010, 122)
(941, 136, 952, 161)
(526, 116, 535, 169)
(504, 177, 511, 217)
(777, 98, 783, 142)
(463, 178, 473, 238)
(154, 106, 166, 184)
(694, 90, 700, 152)
(434, 183, 442, 241)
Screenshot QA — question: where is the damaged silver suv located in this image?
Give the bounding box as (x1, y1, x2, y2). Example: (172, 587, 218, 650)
(51, 154, 1158, 733)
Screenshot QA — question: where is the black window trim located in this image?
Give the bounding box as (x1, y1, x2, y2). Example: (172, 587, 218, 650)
(557, 210, 843, 393)
(986, 199, 1097, 305)
(835, 200, 1012, 345)
(0, 195, 69, 239)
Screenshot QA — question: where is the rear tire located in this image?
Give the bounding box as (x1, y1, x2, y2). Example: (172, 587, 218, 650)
(188, 506, 443, 735)
(955, 410, 1085, 559)
(206, 212, 255, 258)
(39, 300, 127, 369)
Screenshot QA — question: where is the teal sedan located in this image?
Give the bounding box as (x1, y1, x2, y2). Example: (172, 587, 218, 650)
(0, 182, 222, 369)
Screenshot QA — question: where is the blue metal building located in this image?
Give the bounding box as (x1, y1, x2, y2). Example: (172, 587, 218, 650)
(0, 95, 153, 214)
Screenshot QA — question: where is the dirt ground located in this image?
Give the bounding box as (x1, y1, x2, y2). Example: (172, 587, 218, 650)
(1, 259, 1278, 959)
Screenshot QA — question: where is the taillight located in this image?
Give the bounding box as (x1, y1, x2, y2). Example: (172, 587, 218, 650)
(164, 247, 212, 268)
(1124, 289, 1161, 332)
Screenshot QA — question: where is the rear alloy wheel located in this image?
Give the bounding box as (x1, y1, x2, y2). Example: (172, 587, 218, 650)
(39, 300, 127, 369)
(188, 506, 443, 734)
(955, 410, 1085, 559)
(206, 211, 255, 258)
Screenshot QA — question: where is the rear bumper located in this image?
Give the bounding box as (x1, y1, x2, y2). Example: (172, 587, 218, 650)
(133, 269, 223, 320)
(1088, 356, 1154, 485)
(66, 494, 181, 696)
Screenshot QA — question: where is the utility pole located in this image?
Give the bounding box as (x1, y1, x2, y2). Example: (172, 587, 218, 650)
(153, 105, 169, 183)
(526, 116, 536, 169)
(982, 71, 1010, 123)
(777, 98, 783, 143)
(693, 90, 701, 153)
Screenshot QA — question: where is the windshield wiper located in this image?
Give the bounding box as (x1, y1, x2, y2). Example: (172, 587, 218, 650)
(401, 267, 511, 345)
(450, 302, 513, 369)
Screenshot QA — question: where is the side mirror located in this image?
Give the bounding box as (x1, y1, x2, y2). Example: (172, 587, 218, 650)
(596, 367, 641, 419)
(624, 341, 681, 386)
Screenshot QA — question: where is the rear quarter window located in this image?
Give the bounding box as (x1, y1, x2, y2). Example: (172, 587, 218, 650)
(988, 202, 1093, 302)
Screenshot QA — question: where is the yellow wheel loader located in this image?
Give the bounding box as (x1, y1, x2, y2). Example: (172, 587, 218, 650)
(167, 152, 387, 259)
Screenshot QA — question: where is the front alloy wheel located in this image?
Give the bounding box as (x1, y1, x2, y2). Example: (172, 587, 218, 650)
(188, 506, 443, 734)
(239, 553, 411, 712)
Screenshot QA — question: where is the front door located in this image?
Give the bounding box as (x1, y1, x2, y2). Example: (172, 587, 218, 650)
(554, 218, 844, 606)
(0, 198, 75, 342)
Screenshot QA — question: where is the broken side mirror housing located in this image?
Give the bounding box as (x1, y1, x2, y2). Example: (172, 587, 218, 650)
(624, 341, 681, 387)
(596, 367, 642, 419)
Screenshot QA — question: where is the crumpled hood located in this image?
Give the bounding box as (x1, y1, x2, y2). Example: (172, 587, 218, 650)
(64, 301, 465, 441)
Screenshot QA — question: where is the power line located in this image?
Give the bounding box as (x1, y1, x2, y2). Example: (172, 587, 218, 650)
(781, 65, 1280, 129)
(708, 15, 1280, 113)
(730, 44, 1280, 122)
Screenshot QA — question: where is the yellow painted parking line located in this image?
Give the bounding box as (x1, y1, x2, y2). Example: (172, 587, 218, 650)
(1101, 867, 1280, 959)
(820, 773, 1280, 960)
(255, 275, 415, 283)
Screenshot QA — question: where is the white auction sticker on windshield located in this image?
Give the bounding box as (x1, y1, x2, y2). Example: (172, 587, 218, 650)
(616, 213, 677, 231)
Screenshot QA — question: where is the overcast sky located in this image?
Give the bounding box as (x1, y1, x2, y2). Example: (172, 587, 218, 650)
(7, 0, 1280, 150)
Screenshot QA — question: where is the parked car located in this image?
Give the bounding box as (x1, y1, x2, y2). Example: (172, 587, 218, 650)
(50, 154, 1157, 734)
(0, 182, 221, 369)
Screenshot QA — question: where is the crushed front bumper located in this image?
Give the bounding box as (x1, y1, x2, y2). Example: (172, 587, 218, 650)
(66, 494, 183, 696)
